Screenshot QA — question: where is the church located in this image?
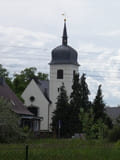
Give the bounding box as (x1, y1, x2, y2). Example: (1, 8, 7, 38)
(22, 19, 80, 131)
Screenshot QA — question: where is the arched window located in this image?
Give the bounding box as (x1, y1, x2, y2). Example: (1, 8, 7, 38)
(57, 69, 63, 79)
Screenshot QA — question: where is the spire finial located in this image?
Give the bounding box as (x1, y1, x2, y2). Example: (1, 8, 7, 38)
(62, 13, 66, 22)
(62, 13, 68, 45)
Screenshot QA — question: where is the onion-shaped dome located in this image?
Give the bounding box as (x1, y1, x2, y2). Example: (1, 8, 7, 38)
(49, 20, 79, 66)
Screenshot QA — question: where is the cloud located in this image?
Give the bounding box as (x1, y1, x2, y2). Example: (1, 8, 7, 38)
(0, 26, 57, 75)
(78, 43, 120, 106)
(0, 26, 57, 46)
(98, 30, 120, 37)
(78, 43, 103, 53)
(1, 25, 120, 106)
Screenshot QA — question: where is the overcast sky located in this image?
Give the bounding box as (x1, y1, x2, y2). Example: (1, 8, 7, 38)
(0, 0, 120, 106)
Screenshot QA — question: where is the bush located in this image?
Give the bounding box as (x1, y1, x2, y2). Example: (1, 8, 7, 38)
(115, 139, 120, 148)
(0, 97, 28, 143)
(0, 125, 26, 143)
(108, 126, 120, 142)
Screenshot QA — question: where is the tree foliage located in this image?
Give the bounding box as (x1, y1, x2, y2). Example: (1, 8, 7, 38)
(0, 64, 12, 88)
(93, 85, 105, 120)
(108, 125, 120, 142)
(79, 73, 91, 112)
(93, 85, 112, 129)
(51, 83, 71, 138)
(80, 108, 94, 138)
(0, 64, 9, 78)
(80, 108, 108, 139)
(0, 97, 23, 143)
(70, 73, 82, 133)
(69, 73, 91, 134)
(0, 64, 48, 98)
(12, 67, 48, 98)
(70, 73, 81, 111)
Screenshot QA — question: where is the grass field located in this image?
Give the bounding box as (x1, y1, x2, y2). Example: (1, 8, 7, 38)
(0, 139, 119, 160)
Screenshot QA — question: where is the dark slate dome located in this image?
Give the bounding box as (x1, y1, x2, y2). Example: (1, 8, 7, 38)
(49, 20, 79, 66)
(50, 45, 79, 65)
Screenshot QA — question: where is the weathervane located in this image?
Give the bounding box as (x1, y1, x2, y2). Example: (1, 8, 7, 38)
(62, 13, 67, 22)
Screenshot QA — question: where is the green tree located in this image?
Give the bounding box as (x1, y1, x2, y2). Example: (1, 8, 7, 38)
(93, 85, 105, 120)
(93, 85, 112, 128)
(69, 73, 91, 134)
(51, 83, 71, 138)
(79, 73, 91, 112)
(80, 108, 108, 139)
(70, 73, 81, 112)
(0, 97, 23, 142)
(12, 67, 48, 98)
(90, 119, 107, 140)
(0, 64, 12, 88)
(80, 108, 94, 139)
(0, 64, 9, 78)
(37, 72, 48, 80)
(70, 73, 82, 133)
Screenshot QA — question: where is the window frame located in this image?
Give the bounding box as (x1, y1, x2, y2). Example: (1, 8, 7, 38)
(57, 69, 64, 79)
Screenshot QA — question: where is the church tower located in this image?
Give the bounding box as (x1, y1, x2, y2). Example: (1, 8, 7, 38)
(49, 19, 79, 122)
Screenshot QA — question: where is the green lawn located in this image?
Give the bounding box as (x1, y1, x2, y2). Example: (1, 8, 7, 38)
(0, 139, 119, 160)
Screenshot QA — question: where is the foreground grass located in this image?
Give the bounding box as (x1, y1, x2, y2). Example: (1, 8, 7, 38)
(0, 139, 119, 160)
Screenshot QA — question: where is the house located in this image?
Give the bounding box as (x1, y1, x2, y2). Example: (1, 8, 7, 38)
(22, 19, 80, 131)
(22, 77, 51, 131)
(0, 77, 41, 132)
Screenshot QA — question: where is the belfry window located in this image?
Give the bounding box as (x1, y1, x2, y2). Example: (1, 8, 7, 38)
(57, 70, 63, 79)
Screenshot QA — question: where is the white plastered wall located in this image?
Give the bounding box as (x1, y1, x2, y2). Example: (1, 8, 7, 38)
(22, 79, 49, 131)
(49, 64, 79, 125)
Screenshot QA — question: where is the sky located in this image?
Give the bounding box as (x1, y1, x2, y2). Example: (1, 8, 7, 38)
(0, 0, 120, 106)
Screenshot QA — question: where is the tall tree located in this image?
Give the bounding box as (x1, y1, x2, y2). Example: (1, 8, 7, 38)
(51, 83, 71, 138)
(70, 73, 82, 133)
(93, 85, 105, 120)
(93, 85, 112, 128)
(79, 73, 91, 112)
(70, 73, 91, 133)
(70, 73, 81, 112)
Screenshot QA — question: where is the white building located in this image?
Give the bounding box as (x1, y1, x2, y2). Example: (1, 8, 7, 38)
(22, 20, 79, 131)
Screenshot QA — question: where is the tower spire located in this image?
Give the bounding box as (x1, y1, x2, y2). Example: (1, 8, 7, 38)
(62, 18, 68, 45)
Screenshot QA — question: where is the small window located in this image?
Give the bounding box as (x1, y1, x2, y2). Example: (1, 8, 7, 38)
(30, 96, 35, 102)
(57, 70, 63, 79)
